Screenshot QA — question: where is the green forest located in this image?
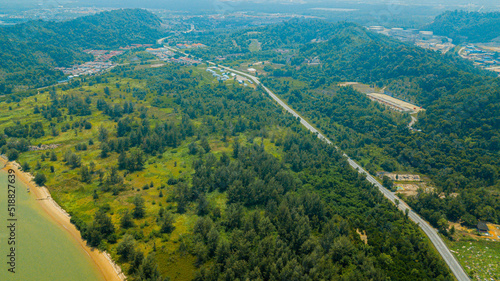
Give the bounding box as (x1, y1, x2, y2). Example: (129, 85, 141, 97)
(180, 19, 500, 231)
(426, 10, 500, 44)
(1, 8, 499, 281)
(0, 9, 163, 92)
(0, 60, 455, 280)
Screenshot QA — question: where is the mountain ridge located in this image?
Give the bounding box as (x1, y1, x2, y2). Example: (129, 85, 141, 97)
(0, 8, 164, 92)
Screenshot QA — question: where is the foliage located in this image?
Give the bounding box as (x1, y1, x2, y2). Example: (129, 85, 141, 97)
(0, 9, 164, 90)
(224, 18, 500, 226)
(0, 62, 457, 281)
(34, 172, 47, 186)
(426, 10, 500, 43)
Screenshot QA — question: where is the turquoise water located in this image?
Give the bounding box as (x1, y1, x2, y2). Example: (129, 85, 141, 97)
(0, 169, 105, 281)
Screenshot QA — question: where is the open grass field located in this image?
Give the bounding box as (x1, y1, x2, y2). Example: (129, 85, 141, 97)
(0, 61, 290, 280)
(0, 78, 195, 280)
(447, 238, 500, 281)
(249, 39, 262, 52)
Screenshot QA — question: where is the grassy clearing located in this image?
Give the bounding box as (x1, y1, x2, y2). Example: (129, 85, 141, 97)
(447, 238, 500, 280)
(249, 39, 262, 52)
(0, 62, 287, 280)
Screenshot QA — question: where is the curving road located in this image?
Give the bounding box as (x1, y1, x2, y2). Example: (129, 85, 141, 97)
(408, 115, 423, 132)
(409, 115, 417, 128)
(213, 63, 470, 281)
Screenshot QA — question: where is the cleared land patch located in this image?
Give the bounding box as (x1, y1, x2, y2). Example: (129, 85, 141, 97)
(447, 239, 500, 281)
(366, 92, 424, 113)
(249, 39, 262, 52)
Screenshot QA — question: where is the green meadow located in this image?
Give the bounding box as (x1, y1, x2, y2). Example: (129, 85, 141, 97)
(0, 63, 286, 280)
(447, 238, 500, 281)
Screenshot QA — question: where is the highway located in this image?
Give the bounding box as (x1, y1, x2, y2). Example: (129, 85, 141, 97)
(213, 63, 470, 281)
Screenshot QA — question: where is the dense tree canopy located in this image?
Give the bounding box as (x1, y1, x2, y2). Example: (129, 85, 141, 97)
(0, 9, 164, 91)
(1, 63, 456, 280)
(426, 10, 500, 43)
(189, 18, 500, 227)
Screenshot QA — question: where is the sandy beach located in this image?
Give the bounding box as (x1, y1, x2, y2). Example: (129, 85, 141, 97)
(0, 156, 125, 281)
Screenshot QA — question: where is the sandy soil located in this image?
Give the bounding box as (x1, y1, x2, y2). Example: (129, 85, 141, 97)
(450, 222, 500, 241)
(395, 182, 435, 197)
(395, 183, 420, 197)
(488, 224, 500, 240)
(356, 229, 368, 244)
(0, 157, 125, 281)
(338, 82, 359, 86)
(385, 173, 421, 181)
(367, 93, 424, 113)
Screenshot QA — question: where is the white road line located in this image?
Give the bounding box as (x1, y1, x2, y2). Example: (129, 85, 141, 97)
(213, 63, 470, 281)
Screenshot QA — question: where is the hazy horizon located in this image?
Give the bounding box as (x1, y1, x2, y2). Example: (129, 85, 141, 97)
(1, 0, 499, 13)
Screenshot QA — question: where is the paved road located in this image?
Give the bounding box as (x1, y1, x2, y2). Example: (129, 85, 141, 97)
(409, 116, 417, 128)
(214, 63, 470, 281)
(458, 46, 467, 59)
(156, 36, 171, 45)
(408, 115, 420, 131)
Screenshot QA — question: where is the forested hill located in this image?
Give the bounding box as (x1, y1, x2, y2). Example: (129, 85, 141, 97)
(188, 18, 500, 226)
(0, 9, 163, 91)
(243, 20, 382, 49)
(425, 10, 500, 44)
(0, 63, 455, 281)
(4, 9, 162, 49)
(189, 19, 486, 104)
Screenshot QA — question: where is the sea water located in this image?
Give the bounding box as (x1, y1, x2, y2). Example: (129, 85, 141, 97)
(0, 169, 105, 281)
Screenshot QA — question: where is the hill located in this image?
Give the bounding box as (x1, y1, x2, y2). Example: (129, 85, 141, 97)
(1, 16, 497, 280)
(0, 8, 164, 92)
(425, 10, 500, 44)
(185, 19, 485, 91)
(187, 19, 500, 229)
(0, 59, 455, 280)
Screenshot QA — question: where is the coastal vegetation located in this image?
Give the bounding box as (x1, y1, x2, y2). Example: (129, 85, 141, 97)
(2, 8, 499, 281)
(0, 61, 454, 280)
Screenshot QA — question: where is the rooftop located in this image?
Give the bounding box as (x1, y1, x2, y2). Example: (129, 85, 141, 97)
(478, 221, 489, 232)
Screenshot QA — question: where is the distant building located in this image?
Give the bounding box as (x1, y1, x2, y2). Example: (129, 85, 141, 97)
(477, 221, 489, 233)
(369, 26, 384, 31)
(419, 31, 433, 36)
(176, 44, 190, 49)
(191, 43, 207, 48)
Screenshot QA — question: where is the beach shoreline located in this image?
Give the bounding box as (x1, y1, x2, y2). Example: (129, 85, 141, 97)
(0, 156, 125, 281)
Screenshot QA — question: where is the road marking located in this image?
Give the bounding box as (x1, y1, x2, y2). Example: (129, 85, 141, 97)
(212, 63, 470, 281)
(162, 48, 470, 280)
